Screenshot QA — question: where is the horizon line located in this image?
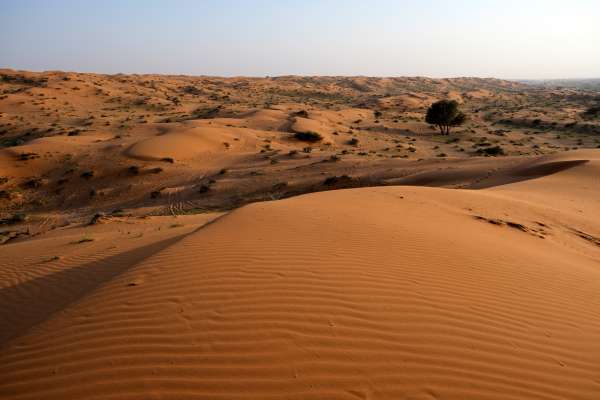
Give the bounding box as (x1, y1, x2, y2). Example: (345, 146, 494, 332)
(2, 67, 600, 82)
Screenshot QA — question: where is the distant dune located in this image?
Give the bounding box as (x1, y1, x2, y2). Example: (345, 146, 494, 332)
(1, 69, 599, 225)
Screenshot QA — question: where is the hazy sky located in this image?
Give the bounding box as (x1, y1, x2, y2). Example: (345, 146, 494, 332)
(1, 0, 599, 79)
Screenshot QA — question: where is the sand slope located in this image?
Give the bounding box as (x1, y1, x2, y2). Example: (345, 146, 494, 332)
(1, 153, 600, 399)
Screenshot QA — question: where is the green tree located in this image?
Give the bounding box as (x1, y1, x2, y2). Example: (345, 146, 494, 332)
(425, 100, 467, 135)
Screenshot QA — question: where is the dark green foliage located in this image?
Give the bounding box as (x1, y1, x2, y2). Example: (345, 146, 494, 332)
(294, 131, 323, 142)
(477, 146, 505, 156)
(425, 100, 467, 134)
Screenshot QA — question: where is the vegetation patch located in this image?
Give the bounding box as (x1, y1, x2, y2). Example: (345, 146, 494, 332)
(294, 131, 323, 142)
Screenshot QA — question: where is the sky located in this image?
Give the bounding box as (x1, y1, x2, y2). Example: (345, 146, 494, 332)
(1, 0, 599, 79)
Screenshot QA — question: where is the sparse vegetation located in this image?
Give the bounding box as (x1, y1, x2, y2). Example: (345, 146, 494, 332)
(80, 171, 94, 179)
(477, 146, 505, 156)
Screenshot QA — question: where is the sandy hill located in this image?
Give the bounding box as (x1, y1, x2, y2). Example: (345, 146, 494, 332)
(1, 69, 600, 234)
(1, 69, 600, 398)
(0, 150, 599, 399)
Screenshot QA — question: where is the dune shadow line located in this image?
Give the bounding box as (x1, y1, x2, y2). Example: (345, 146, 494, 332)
(0, 233, 189, 349)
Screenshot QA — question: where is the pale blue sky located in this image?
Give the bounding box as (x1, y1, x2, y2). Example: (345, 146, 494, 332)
(1, 0, 599, 78)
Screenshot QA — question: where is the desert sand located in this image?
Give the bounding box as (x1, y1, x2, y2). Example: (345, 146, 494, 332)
(1, 70, 600, 399)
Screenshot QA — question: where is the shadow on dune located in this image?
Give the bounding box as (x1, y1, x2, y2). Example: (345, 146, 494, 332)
(385, 159, 589, 189)
(0, 233, 190, 349)
(470, 159, 589, 189)
(206, 158, 592, 212)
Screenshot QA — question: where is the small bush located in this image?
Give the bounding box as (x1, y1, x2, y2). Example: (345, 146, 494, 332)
(477, 146, 505, 156)
(198, 184, 210, 194)
(294, 131, 322, 142)
(24, 178, 43, 188)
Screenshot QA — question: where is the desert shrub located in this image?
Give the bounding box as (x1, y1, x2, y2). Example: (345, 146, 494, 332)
(23, 177, 45, 188)
(88, 213, 104, 225)
(294, 131, 322, 142)
(477, 146, 505, 156)
(182, 85, 202, 95)
(348, 138, 359, 146)
(294, 110, 309, 118)
(198, 184, 210, 194)
(19, 152, 39, 161)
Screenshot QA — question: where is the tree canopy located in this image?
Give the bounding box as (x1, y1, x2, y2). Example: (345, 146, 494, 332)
(425, 100, 467, 135)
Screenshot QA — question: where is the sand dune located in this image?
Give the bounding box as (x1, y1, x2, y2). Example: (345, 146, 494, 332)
(125, 125, 257, 161)
(1, 151, 599, 399)
(2, 69, 600, 399)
